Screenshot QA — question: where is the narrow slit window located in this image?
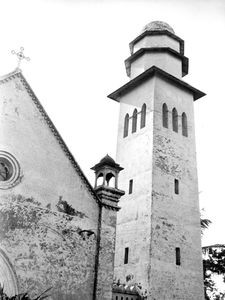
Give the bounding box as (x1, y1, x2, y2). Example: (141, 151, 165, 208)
(129, 179, 133, 194)
(176, 247, 181, 265)
(124, 113, 129, 138)
(172, 108, 178, 132)
(132, 109, 137, 133)
(174, 179, 179, 194)
(182, 112, 188, 137)
(162, 103, 168, 128)
(124, 247, 129, 264)
(140, 103, 146, 128)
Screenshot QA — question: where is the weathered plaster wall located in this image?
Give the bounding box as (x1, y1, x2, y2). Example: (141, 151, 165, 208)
(0, 194, 97, 299)
(148, 76, 204, 299)
(130, 52, 182, 79)
(133, 35, 180, 54)
(114, 74, 204, 299)
(114, 78, 155, 291)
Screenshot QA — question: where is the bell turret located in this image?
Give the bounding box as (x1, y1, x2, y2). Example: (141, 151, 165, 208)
(91, 154, 125, 209)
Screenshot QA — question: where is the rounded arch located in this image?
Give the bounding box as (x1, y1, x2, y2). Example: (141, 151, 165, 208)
(96, 172, 104, 186)
(123, 113, 129, 138)
(0, 248, 18, 297)
(162, 103, 168, 128)
(172, 108, 178, 132)
(182, 112, 188, 137)
(105, 172, 115, 188)
(140, 103, 146, 128)
(132, 109, 137, 133)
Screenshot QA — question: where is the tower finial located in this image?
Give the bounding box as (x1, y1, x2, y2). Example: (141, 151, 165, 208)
(11, 47, 30, 69)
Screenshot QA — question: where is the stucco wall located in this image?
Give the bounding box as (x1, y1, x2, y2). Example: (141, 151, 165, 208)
(149, 76, 204, 299)
(114, 74, 204, 299)
(114, 78, 155, 291)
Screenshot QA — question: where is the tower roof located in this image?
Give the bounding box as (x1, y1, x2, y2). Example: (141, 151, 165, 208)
(142, 21, 175, 34)
(108, 66, 205, 101)
(91, 154, 123, 171)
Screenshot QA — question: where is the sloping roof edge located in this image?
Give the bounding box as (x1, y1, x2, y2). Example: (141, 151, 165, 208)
(108, 66, 205, 102)
(0, 69, 102, 206)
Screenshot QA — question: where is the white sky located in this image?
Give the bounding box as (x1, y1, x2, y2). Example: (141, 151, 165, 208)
(0, 0, 225, 247)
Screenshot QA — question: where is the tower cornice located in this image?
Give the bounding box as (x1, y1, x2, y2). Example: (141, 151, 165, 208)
(108, 66, 205, 102)
(125, 47, 189, 77)
(129, 30, 184, 55)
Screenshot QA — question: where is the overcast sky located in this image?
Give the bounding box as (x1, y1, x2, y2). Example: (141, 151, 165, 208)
(0, 0, 225, 246)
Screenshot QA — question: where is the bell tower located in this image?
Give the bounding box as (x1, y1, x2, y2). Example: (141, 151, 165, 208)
(108, 21, 205, 299)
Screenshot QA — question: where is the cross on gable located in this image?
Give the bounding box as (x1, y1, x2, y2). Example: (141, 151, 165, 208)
(11, 47, 30, 69)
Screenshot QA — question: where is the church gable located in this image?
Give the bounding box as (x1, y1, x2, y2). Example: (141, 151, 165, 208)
(0, 70, 99, 223)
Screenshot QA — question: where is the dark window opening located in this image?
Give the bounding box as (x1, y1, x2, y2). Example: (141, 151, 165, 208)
(132, 109, 137, 133)
(124, 114, 129, 138)
(172, 108, 178, 132)
(174, 179, 179, 194)
(182, 112, 188, 137)
(162, 103, 168, 128)
(140, 103, 146, 128)
(129, 179, 133, 194)
(124, 247, 129, 264)
(176, 247, 181, 265)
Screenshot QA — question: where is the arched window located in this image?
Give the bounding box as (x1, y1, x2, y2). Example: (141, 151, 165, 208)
(140, 103, 146, 128)
(124, 113, 129, 138)
(172, 108, 178, 132)
(132, 109, 137, 133)
(182, 112, 188, 137)
(162, 103, 168, 128)
(106, 172, 115, 188)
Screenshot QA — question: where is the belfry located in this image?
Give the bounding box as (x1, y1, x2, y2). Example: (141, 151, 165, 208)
(109, 21, 205, 299)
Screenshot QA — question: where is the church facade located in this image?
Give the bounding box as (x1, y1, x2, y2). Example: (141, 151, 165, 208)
(0, 21, 205, 300)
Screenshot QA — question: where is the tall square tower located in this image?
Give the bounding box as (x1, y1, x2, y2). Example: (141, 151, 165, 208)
(108, 21, 205, 299)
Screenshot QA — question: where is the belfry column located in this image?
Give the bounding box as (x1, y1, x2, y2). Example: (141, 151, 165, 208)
(91, 155, 125, 300)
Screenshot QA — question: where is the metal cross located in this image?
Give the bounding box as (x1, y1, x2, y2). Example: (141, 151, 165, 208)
(11, 47, 30, 69)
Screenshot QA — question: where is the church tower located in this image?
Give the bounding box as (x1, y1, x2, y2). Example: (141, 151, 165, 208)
(108, 21, 205, 299)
